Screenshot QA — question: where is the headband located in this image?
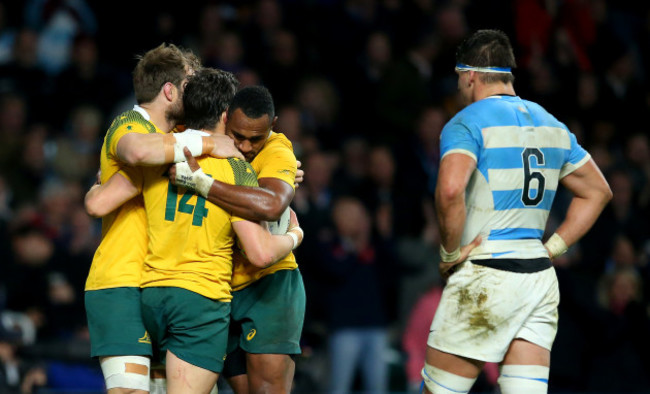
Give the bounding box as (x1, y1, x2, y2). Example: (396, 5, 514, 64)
(455, 63, 512, 73)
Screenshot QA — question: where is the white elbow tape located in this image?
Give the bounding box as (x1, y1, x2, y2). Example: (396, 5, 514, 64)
(544, 233, 568, 259)
(173, 133, 204, 162)
(100, 356, 150, 391)
(440, 244, 461, 263)
(175, 162, 213, 198)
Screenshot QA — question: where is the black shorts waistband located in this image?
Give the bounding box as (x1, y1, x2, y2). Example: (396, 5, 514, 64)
(471, 258, 552, 273)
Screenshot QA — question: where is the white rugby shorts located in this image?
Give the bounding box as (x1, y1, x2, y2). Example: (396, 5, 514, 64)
(427, 260, 559, 362)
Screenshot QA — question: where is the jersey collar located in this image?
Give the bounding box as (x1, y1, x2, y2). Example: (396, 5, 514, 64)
(133, 105, 151, 121)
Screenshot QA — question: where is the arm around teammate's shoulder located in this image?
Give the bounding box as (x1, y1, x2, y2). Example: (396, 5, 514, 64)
(555, 159, 613, 247)
(116, 132, 167, 166)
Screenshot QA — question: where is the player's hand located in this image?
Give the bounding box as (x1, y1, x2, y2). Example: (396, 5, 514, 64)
(288, 208, 300, 229)
(167, 147, 201, 186)
(439, 235, 482, 281)
(287, 208, 304, 249)
(209, 134, 244, 160)
(184, 147, 201, 171)
(295, 160, 304, 188)
(169, 147, 213, 197)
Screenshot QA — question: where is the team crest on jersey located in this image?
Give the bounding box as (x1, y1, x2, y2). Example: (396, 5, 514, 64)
(246, 328, 257, 341)
(138, 331, 151, 344)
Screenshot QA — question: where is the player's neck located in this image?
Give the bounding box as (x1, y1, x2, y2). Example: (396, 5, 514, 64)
(474, 82, 516, 102)
(139, 102, 175, 133)
(201, 122, 226, 136)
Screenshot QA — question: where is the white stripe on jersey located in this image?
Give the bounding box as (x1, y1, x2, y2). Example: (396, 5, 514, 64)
(441, 148, 477, 162)
(469, 239, 549, 259)
(482, 126, 571, 149)
(488, 168, 560, 191)
(490, 208, 549, 233)
(560, 154, 591, 178)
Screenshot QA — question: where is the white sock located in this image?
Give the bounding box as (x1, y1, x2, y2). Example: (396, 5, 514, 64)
(498, 365, 549, 394)
(421, 363, 475, 394)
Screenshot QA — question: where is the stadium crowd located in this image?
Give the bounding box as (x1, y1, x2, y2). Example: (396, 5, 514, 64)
(0, 0, 648, 392)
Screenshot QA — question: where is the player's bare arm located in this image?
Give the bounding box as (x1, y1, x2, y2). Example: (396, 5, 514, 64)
(232, 208, 303, 267)
(116, 132, 243, 166)
(545, 159, 612, 258)
(171, 147, 295, 222)
(435, 153, 482, 277)
(85, 173, 139, 218)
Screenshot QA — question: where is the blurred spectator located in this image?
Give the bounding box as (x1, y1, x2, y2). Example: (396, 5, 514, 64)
(205, 30, 246, 74)
(296, 76, 340, 149)
(587, 268, 650, 392)
(0, 93, 27, 172)
(0, 1, 16, 65)
(51, 35, 122, 128)
(315, 197, 396, 394)
(24, 0, 97, 75)
(4, 123, 49, 208)
(262, 29, 309, 108)
(331, 136, 369, 198)
(377, 29, 438, 134)
(51, 105, 102, 184)
(0, 29, 48, 121)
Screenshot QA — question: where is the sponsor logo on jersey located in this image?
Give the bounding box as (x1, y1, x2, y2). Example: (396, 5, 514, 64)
(138, 331, 151, 344)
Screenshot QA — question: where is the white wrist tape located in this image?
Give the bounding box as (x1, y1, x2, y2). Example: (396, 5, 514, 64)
(175, 162, 213, 198)
(440, 244, 461, 263)
(287, 227, 304, 250)
(287, 232, 299, 250)
(173, 133, 204, 162)
(544, 233, 568, 259)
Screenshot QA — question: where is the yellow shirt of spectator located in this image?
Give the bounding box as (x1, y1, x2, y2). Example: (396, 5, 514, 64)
(231, 131, 298, 291)
(85, 107, 158, 291)
(130, 156, 259, 300)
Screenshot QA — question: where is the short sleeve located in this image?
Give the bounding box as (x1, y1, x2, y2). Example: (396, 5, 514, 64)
(559, 131, 591, 178)
(227, 158, 259, 223)
(256, 144, 297, 190)
(440, 122, 481, 162)
(118, 166, 144, 194)
(105, 112, 157, 159)
(228, 158, 259, 187)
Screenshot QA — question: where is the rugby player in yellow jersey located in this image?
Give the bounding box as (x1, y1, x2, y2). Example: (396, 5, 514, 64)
(171, 86, 305, 394)
(86, 69, 305, 394)
(84, 44, 242, 394)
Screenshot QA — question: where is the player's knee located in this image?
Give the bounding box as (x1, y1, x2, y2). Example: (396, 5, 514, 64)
(101, 356, 150, 392)
(498, 364, 549, 394)
(421, 363, 475, 394)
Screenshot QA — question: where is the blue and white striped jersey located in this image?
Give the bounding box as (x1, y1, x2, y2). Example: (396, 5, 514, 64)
(440, 95, 590, 260)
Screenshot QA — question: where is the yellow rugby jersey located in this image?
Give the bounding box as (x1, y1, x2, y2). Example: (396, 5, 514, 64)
(231, 131, 299, 291)
(85, 108, 159, 291)
(133, 157, 258, 300)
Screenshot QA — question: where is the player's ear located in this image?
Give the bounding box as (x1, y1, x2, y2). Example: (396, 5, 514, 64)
(163, 82, 174, 102)
(220, 111, 227, 125)
(270, 115, 278, 130)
